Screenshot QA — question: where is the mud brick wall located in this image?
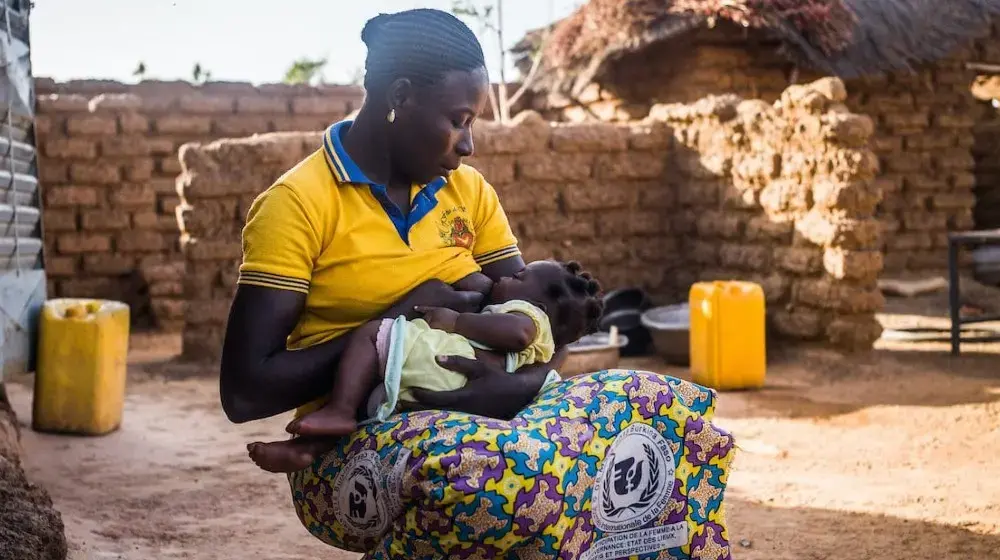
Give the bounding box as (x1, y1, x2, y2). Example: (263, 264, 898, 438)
(177, 79, 882, 363)
(649, 78, 884, 350)
(529, 27, 980, 275)
(34, 79, 364, 329)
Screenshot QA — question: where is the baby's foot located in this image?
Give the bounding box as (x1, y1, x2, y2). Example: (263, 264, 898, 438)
(247, 441, 317, 473)
(286, 407, 358, 436)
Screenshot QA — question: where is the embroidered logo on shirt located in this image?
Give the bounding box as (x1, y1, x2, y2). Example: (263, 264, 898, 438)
(438, 206, 475, 249)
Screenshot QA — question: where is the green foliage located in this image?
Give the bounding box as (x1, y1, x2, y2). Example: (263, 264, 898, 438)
(284, 57, 328, 86)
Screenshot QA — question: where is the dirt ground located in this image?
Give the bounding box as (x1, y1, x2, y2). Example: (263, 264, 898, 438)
(4, 293, 1000, 560)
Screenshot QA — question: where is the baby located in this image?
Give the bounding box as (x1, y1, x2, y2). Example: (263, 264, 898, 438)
(249, 260, 603, 473)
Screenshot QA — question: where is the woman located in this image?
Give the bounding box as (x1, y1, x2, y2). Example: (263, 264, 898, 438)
(220, 9, 563, 476)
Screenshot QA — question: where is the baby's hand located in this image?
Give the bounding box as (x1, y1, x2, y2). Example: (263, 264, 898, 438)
(414, 306, 461, 333)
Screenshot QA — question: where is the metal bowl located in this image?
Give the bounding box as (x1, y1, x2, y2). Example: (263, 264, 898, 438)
(562, 332, 630, 378)
(641, 304, 690, 366)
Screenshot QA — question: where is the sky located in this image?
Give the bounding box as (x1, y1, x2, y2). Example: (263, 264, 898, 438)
(28, 0, 581, 85)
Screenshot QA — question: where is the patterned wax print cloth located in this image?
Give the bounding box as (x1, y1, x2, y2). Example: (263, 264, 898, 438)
(288, 370, 736, 559)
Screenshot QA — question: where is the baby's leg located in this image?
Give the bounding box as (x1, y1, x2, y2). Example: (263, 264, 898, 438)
(247, 436, 335, 474)
(287, 319, 384, 436)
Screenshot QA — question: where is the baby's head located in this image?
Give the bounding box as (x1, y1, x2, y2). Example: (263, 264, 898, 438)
(489, 260, 604, 346)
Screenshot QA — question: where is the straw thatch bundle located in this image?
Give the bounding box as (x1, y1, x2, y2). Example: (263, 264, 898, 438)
(520, 0, 1000, 96)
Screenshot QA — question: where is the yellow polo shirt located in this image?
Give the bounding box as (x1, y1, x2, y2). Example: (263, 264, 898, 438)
(238, 119, 520, 352)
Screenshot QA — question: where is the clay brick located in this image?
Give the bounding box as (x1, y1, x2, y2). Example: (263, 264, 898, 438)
(795, 212, 881, 250)
(949, 209, 976, 230)
(497, 182, 560, 214)
(474, 120, 550, 155)
(117, 231, 167, 253)
(563, 181, 637, 211)
(70, 162, 120, 184)
(931, 192, 976, 210)
(185, 240, 243, 260)
(236, 96, 289, 113)
(934, 114, 975, 128)
(147, 138, 178, 155)
(37, 94, 89, 112)
(110, 184, 156, 207)
(550, 124, 628, 152)
(154, 298, 187, 322)
(124, 159, 155, 182)
(775, 247, 822, 275)
(639, 185, 674, 209)
(100, 136, 150, 157)
(291, 97, 349, 115)
(812, 179, 881, 215)
(793, 279, 884, 314)
(883, 111, 928, 130)
(38, 161, 68, 183)
(118, 113, 150, 134)
(902, 211, 948, 231)
(882, 152, 927, 173)
(45, 256, 78, 277)
(42, 209, 78, 231)
(677, 180, 722, 207)
(83, 254, 136, 275)
(760, 179, 810, 214)
(179, 94, 236, 114)
(823, 249, 883, 283)
(869, 135, 901, 154)
(745, 216, 794, 242)
(951, 172, 976, 190)
(904, 134, 954, 152)
(270, 115, 334, 132)
(45, 185, 100, 207)
(213, 116, 271, 136)
(933, 149, 975, 171)
(81, 208, 131, 230)
(521, 214, 595, 241)
(150, 281, 183, 297)
(825, 316, 883, 351)
(595, 152, 667, 180)
(182, 325, 225, 362)
(57, 232, 111, 254)
(34, 114, 56, 136)
(57, 277, 120, 299)
(131, 211, 160, 229)
(45, 137, 97, 159)
(155, 115, 212, 135)
(66, 114, 118, 136)
(517, 153, 592, 181)
(696, 211, 743, 239)
(627, 123, 671, 151)
(772, 308, 825, 339)
(159, 156, 183, 175)
(886, 232, 933, 250)
(466, 156, 515, 185)
(719, 244, 770, 271)
(140, 259, 185, 282)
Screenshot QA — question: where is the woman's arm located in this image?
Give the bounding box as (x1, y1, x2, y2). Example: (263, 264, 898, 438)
(220, 280, 483, 423)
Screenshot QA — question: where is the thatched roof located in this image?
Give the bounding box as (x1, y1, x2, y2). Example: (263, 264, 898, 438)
(516, 0, 1000, 96)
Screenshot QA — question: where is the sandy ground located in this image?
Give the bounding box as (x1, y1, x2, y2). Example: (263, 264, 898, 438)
(4, 293, 1000, 560)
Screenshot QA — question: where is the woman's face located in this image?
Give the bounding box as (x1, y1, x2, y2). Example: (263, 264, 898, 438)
(391, 66, 490, 184)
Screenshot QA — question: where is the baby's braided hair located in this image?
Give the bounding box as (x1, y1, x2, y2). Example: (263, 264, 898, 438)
(551, 260, 604, 346)
(361, 9, 487, 94)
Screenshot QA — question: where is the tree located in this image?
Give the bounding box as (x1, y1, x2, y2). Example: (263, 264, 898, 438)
(192, 63, 212, 84)
(452, 0, 553, 122)
(132, 61, 146, 81)
(284, 57, 328, 86)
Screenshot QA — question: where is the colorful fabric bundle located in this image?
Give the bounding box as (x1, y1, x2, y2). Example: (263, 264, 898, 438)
(288, 370, 736, 559)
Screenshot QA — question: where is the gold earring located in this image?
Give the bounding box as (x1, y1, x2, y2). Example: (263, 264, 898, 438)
(387, 109, 396, 123)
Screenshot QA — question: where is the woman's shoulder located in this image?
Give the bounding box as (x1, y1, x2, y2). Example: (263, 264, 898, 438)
(447, 164, 496, 198)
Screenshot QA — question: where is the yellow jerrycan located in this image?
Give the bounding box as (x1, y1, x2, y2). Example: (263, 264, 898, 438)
(689, 281, 766, 391)
(33, 299, 130, 435)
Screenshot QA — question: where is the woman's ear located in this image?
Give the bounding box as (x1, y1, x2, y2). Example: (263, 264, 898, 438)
(385, 78, 414, 114)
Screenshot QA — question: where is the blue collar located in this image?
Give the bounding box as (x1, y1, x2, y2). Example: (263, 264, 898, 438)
(321, 120, 448, 244)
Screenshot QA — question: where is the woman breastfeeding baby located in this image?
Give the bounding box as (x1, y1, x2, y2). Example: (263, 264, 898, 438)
(249, 260, 604, 473)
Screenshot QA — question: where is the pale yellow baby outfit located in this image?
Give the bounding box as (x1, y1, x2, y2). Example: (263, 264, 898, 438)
(365, 300, 560, 422)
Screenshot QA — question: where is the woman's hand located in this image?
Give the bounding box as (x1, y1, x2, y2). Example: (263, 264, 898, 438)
(414, 306, 460, 333)
(407, 280, 483, 315)
(409, 356, 546, 419)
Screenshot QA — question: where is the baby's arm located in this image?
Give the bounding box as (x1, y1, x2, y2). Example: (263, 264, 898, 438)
(416, 306, 537, 353)
(455, 312, 537, 353)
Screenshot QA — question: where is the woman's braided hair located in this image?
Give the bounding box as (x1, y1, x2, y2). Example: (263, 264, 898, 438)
(361, 9, 487, 94)
(551, 260, 604, 346)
